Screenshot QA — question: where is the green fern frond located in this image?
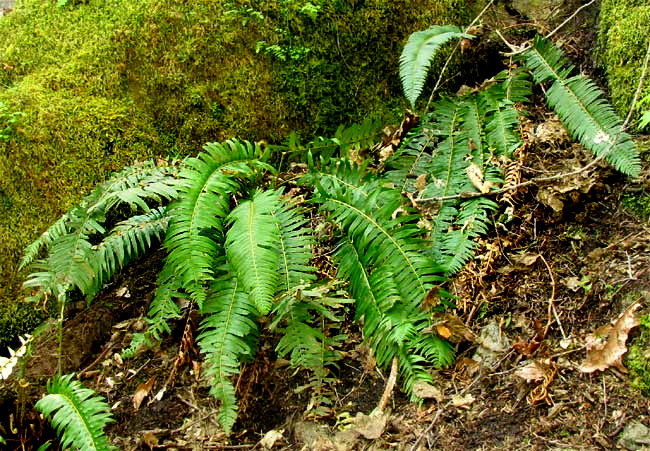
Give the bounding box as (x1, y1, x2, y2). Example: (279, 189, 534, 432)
(20, 216, 68, 270)
(87, 159, 180, 216)
(483, 90, 522, 158)
(271, 283, 350, 417)
(198, 266, 259, 434)
(164, 139, 265, 308)
(272, 201, 317, 293)
(94, 206, 169, 290)
(385, 117, 437, 193)
(524, 36, 641, 177)
(400, 25, 473, 108)
(225, 190, 282, 315)
(496, 67, 532, 104)
(35, 374, 116, 451)
(436, 197, 497, 274)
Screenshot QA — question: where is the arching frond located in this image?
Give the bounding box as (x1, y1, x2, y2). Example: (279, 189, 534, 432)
(35, 374, 116, 451)
(524, 36, 640, 177)
(225, 190, 282, 315)
(400, 25, 473, 108)
(164, 139, 265, 309)
(94, 206, 169, 291)
(198, 266, 259, 434)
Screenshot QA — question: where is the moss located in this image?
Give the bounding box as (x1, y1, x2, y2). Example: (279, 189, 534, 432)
(0, 0, 486, 346)
(598, 0, 650, 119)
(626, 314, 650, 396)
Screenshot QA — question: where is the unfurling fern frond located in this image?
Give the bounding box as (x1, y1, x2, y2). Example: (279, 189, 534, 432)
(164, 139, 268, 309)
(524, 36, 641, 177)
(35, 374, 116, 451)
(225, 190, 282, 315)
(400, 25, 473, 108)
(198, 266, 259, 434)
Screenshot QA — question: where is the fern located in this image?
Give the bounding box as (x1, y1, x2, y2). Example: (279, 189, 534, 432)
(198, 265, 259, 434)
(163, 139, 269, 309)
(524, 36, 641, 177)
(35, 374, 116, 451)
(271, 282, 351, 417)
(400, 25, 473, 108)
(225, 190, 282, 315)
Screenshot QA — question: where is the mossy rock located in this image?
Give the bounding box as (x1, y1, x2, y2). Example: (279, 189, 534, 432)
(0, 0, 486, 348)
(598, 0, 650, 121)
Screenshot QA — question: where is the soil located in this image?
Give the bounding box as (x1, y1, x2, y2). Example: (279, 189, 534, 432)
(2, 2, 650, 450)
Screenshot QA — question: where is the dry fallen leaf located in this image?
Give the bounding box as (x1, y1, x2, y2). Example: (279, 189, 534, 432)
(412, 381, 444, 402)
(133, 376, 156, 410)
(451, 393, 475, 408)
(580, 301, 642, 373)
(260, 429, 285, 449)
(426, 313, 476, 344)
(515, 361, 548, 383)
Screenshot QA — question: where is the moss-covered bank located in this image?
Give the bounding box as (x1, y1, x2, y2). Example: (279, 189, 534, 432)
(598, 0, 650, 121)
(0, 0, 483, 347)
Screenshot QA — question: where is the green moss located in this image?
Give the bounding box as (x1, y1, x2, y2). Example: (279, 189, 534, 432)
(598, 0, 650, 119)
(626, 313, 650, 396)
(0, 0, 485, 346)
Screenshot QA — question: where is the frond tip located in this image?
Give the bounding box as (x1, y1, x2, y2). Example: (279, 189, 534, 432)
(35, 374, 116, 451)
(400, 25, 473, 108)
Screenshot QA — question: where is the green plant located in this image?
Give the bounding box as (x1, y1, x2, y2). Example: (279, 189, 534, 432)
(0, 101, 25, 142)
(20, 28, 640, 439)
(35, 374, 115, 451)
(637, 93, 650, 131)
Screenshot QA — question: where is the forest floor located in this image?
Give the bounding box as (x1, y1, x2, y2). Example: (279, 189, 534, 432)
(4, 118, 650, 451)
(3, 4, 650, 451)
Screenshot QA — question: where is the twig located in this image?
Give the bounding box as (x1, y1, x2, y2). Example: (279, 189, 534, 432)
(424, 0, 496, 113)
(539, 254, 567, 340)
(544, 0, 598, 40)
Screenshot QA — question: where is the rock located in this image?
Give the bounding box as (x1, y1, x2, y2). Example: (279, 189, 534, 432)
(618, 421, 650, 450)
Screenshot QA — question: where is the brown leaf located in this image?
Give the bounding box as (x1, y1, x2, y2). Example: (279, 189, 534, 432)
(515, 361, 547, 383)
(133, 376, 156, 410)
(428, 313, 476, 343)
(580, 301, 642, 373)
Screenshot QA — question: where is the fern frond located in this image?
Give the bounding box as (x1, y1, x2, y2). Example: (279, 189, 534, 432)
(94, 206, 169, 291)
(35, 374, 116, 451)
(319, 189, 441, 309)
(385, 117, 437, 193)
(436, 197, 497, 274)
(335, 242, 400, 338)
(400, 26, 473, 108)
(483, 89, 522, 158)
(87, 159, 180, 216)
(272, 283, 350, 416)
(524, 36, 641, 177)
(225, 190, 282, 315)
(496, 67, 532, 104)
(20, 216, 68, 270)
(198, 266, 259, 434)
(164, 139, 265, 308)
(272, 201, 317, 293)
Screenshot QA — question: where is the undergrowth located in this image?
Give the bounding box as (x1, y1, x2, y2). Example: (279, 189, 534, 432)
(17, 21, 641, 448)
